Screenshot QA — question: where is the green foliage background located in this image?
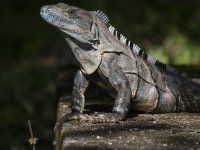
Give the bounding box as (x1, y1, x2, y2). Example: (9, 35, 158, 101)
(0, 0, 200, 149)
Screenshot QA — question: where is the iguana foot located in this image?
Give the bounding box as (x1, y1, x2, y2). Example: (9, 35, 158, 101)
(87, 113, 122, 123)
(56, 112, 122, 124)
(58, 112, 90, 123)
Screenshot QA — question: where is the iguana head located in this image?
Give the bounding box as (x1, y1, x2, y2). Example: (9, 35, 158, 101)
(40, 3, 104, 74)
(40, 3, 100, 49)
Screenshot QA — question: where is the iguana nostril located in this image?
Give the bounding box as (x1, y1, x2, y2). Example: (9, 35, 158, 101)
(40, 7, 45, 16)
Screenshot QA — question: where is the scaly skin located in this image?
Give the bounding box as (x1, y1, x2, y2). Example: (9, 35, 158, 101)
(40, 3, 200, 124)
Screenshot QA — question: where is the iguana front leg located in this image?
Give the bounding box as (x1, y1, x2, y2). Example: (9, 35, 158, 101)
(90, 57, 132, 123)
(71, 70, 89, 113)
(110, 68, 132, 120)
(58, 70, 89, 123)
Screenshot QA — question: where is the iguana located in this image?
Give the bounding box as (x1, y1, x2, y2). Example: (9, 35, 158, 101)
(40, 3, 200, 123)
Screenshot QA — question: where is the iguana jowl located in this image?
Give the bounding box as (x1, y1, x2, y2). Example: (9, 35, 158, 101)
(40, 3, 200, 123)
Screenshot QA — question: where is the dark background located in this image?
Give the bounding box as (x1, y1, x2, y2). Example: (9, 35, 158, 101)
(0, 0, 200, 149)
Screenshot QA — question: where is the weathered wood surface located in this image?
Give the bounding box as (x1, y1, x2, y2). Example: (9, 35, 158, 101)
(54, 66, 200, 150)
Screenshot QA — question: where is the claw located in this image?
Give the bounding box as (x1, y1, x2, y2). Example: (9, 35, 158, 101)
(56, 113, 123, 124)
(88, 113, 122, 123)
(65, 113, 90, 122)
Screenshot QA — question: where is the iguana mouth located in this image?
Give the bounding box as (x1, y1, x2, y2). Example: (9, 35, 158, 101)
(61, 24, 85, 34)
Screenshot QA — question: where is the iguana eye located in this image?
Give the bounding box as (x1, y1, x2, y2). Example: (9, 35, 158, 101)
(68, 9, 76, 15)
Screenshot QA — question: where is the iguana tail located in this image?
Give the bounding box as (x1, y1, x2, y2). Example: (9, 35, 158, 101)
(181, 77, 200, 112)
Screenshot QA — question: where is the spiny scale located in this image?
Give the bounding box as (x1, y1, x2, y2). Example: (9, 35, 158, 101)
(108, 25, 158, 64)
(90, 10, 110, 25)
(92, 10, 178, 74)
(108, 24, 178, 73)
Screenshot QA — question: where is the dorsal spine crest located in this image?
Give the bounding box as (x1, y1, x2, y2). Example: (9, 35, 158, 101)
(91, 10, 110, 25)
(108, 25, 179, 74)
(92, 10, 178, 74)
